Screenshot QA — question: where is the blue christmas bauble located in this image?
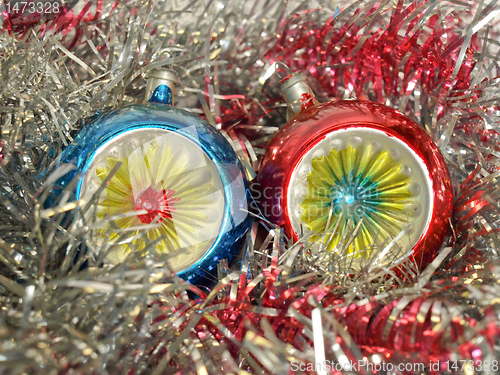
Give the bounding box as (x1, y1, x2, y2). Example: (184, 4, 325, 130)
(57, 99, 251, 283)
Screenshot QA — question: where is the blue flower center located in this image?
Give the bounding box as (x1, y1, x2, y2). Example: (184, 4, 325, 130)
(329, 177, 381, 219)
(343, 193, 355, 205)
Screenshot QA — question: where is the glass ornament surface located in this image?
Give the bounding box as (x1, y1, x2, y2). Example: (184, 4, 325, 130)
(58, 103, 251, 282)
(257, 100, 453, 271)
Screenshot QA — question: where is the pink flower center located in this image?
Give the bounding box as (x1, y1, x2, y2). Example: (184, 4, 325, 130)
(135, 187, 180, 224)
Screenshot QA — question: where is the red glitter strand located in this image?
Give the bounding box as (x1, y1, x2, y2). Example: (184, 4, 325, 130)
(177, 268, 497, 371)
(255, 0, 480, 130)
(214, 1, 484, 166)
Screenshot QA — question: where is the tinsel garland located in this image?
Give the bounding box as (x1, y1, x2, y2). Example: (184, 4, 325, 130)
(1, 0, 500, 374)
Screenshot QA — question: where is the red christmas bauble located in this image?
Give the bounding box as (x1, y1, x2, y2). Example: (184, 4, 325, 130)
(257, 99, 453, 271)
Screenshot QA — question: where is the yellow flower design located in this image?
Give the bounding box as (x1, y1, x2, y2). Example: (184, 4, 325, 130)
(300, 144, 413, 258)
(94, 136, 223, 264)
